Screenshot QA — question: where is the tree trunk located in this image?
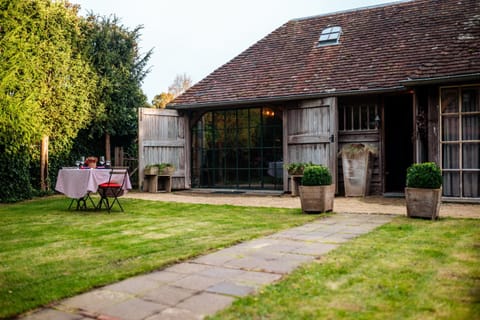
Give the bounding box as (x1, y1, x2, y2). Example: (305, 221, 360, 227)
(40, 135, 49, 191)
(105, 133, 111, 162)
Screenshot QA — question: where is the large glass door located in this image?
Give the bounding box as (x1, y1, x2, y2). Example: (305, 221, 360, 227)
(191, 107, 283, 190)
(440, 86, 480, 199)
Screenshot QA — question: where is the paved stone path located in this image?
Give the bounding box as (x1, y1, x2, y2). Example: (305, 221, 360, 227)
(22, 213, 393, 320)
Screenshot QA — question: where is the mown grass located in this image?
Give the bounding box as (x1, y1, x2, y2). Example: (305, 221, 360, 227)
(0, 196, 316, 319)
(211, 217, 480, 320)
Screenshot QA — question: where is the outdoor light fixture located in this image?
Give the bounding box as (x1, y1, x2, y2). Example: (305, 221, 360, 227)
(263, 107, 275, 117)
(375, 114, 381, 129)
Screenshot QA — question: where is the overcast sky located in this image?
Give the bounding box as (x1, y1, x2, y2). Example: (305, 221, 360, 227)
(73, 0, 394, 103)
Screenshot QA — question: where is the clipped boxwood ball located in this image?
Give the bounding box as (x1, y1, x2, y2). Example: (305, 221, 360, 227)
(406, 162, 442, 189)
(302, 165, 332, 186)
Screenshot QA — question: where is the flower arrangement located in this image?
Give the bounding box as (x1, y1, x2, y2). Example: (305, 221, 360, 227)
(85, 156, 97, 168)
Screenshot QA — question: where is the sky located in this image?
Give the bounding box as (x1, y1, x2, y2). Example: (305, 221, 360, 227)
(73, 0, 394, 103)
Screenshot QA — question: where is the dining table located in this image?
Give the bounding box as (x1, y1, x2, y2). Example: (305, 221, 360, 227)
(55, 168, 132, 210)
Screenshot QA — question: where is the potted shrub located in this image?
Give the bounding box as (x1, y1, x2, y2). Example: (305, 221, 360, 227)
(299, 165, 334, 213)
(158, 163, 175, 175)
(285, 162, 312, 196)
(284, 162, 312, 176)
(339, 143, 377, 197)
(144, 163, 176, 176)
(144, 164, 159, 176)
(405, 162, 442, 220)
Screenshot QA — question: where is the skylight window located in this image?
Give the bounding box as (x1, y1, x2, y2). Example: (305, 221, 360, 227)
(318, 26, 342, 46)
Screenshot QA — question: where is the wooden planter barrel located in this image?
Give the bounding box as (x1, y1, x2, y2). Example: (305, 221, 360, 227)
(341, 150, 371, 197)
(405, 187, 441, 220)
(299, 184, 335, 213)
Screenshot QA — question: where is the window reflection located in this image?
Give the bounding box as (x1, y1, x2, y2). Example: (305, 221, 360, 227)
(192, 107, 283, 190)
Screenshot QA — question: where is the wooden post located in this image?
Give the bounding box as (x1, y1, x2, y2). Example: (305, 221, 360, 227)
(105, 133, 111, 162)
(114, 147, 124, 167)
(40, 135, 49, 191)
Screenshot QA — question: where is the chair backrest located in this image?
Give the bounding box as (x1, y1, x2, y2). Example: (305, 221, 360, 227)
(108, 168, 128, 189)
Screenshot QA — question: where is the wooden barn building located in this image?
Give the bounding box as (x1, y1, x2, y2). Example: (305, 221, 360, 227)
(139, 0, 480, 201)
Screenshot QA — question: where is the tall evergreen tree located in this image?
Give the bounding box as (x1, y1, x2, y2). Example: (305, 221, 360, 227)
(82, 15, 152, 161)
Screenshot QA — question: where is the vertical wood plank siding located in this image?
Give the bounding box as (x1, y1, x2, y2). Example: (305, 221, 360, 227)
(138, 108, 189, 190)
(284, 98, 337, 192)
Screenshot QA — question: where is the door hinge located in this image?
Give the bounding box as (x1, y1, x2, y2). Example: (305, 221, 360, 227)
(329, 134, 335, 143)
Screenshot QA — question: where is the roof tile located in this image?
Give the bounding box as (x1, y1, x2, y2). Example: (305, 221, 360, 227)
(171, 0, 480, 107)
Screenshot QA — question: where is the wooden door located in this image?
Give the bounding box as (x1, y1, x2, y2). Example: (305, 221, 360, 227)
(138, 108, 190, 190)
(283, 98, 337, 191)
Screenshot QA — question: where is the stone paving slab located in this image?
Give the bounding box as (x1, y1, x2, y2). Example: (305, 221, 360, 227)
(141, 285, 197, 306)
(21, 213, 393, 320)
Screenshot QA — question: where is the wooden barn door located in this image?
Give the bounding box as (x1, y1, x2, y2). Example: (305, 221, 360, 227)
(283, 98, 337, 191)
(138, 108, 190, 190)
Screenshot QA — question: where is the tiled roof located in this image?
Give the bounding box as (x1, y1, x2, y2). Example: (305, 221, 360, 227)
(170, 0, 480, 108)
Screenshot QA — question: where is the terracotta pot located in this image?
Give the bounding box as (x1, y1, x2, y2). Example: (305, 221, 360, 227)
(405, 187, 442, 220)
(299, 184, 335, 213)
(86, 157, 97, 168)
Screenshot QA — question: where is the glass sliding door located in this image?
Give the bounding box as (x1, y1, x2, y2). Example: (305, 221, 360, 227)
(191, 107, 283, 190)
(440, 86, 480, 199)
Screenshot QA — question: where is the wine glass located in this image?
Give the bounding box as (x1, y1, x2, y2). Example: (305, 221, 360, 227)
(75, 160, 81, 168)
(99, 156, 105, 167)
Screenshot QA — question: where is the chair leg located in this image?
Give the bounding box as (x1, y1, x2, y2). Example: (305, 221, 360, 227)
(110, 197, 124, 212)
(86, 192, 96, 208)
(68, 197, 85, 210)
(68, 198, 75, 210)
(97, 196, 111, 212)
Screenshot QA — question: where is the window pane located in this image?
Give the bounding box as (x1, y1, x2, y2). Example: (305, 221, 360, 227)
(338, 106, 345, 130)
(361, 105, 368, 129)
(442, 144, 459, 169)
(346, 106, 352, 130)
(462, 87, 479, 112)
(353, 106, 360, 130)
(463, 143, 480, 169)
(441, 88, 459, 113)
(442, 172, 461, 197)
(442, 116, 459, 141)
(319, 34, 329, 41)
(462, 115, 480, 140)
(322, 27, 332, 34)
(369, 105, 376, 129)
(463, 172, 480, 197)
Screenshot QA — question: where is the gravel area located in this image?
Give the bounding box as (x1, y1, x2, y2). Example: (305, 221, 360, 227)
(124, 191, 480, 219)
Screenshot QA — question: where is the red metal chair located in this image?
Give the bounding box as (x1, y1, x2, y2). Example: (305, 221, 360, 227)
(97, 168, 128, 212)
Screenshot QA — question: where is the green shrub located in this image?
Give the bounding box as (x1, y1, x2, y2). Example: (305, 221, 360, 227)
(302, 165, 332, 186)
(284, 162, 313, 175)
(0, 149, 33, 202)
(406, 162, 442, 189)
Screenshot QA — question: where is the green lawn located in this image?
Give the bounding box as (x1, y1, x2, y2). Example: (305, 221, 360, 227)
(0, 196, 316, 318)
(211, 217, 480, 320)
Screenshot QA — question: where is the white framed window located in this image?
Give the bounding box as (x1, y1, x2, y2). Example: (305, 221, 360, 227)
(318, 26, 342, 46)
(440, 85, 480, 199)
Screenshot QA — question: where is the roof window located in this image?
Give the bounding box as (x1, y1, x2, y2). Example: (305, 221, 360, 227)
(318, 26, 342, 46)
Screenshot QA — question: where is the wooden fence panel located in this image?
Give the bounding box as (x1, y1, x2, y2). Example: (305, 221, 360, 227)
(283, 98, 337, 191)
(138, 108, 190, 190)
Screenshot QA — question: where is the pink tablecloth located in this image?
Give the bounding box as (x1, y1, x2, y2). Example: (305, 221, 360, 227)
(55, 168, 132, 199)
